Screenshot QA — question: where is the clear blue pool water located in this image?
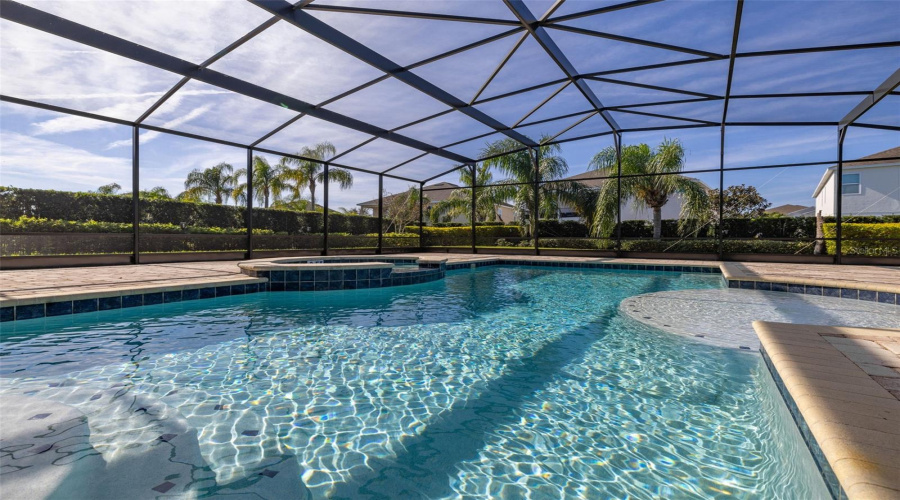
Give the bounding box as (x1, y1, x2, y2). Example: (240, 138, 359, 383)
(0, 267, 829, 499)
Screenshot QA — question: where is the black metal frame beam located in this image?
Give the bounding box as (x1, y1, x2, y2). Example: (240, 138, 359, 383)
(839, 67, 900, 131)
(502, 0, 620, 132)
(136, 16, 281, 124)
(545, 24, 725, 59)
(544, 0, 662, 24)
(301, 4, 522, 26)
(250, 0, 538, 147)
(1, 1, 475, 164)
(719, 0, 744, 259)
(250, 27, 524, 148)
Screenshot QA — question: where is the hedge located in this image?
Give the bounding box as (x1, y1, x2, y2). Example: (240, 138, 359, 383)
(1, 230, 419, 256)
(0, 216, 274, 234)
(823, 223, 900, 257)
(407, 226, 521, 246)
(0, 186, 378, 235)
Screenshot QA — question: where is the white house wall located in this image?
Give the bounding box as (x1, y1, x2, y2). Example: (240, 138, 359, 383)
(815, 165, 900, 217)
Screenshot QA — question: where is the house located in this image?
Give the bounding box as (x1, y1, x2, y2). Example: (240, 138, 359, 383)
(557, 170, 700, 222)
(766, 204, 815, 217)
(358, 182, 516, 224)
(812, 146, 900, 217)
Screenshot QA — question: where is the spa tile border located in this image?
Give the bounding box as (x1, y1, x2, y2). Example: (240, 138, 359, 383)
(254, 262, 445, 293)
(761, 347, 846, 500)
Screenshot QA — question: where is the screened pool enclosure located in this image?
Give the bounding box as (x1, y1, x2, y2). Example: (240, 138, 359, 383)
(1, 0, 898, 266)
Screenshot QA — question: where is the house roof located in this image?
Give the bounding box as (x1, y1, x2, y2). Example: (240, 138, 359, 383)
(812, 146, 900, 198)
(358, 182, 461, 207)
(766, 204, 814, 216)
(560, 170, 711, 190)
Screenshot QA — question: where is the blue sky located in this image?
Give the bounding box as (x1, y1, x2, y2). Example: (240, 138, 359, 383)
(1, 0, 897, 212)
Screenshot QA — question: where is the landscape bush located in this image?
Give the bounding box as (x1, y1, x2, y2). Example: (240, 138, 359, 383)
(823, 222, 900, 257)
(0, 186, 379, 235)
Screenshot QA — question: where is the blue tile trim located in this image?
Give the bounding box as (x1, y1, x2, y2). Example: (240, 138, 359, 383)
(122, 294, 143, 308)
(722, 279, 897, 306)
(73, 298, 98, 314)
(761, 348, 842, 500)
(46, 301, 72, 317)
(3, 281, 268, 322)
(16, 303, 45, 320)
(99, 296, 122, 311)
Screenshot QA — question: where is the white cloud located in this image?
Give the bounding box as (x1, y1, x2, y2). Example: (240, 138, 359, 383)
(105, 104, 215, 149)
(0, 132, 131, 190)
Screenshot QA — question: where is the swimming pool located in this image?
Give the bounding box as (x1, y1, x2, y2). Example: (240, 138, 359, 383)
(0, 266, 829, 499)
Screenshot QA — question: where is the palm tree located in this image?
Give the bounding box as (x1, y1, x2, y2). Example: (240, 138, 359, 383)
(430, 164, 509, 224)
(183, 162, 235, 204)
(479, 136, 580, 236)
(280, 142, 353, 211)
(589, 139, 710, 239)
(139, 186, 171, 200)
(96, 183, 121, 195)
(233, 155, 286, 208)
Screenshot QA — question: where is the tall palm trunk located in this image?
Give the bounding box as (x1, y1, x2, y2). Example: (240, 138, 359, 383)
(264, 189, 269, 208)
(308, 179, 317, 211)
(652, 206, 662, 240)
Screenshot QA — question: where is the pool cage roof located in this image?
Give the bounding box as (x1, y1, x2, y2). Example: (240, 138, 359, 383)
(2, 0, 898, 186)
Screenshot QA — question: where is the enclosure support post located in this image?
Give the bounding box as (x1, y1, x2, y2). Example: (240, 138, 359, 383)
(836, 129, 845, 264)
(717, 126, 725, 260)
(132, 125, 140, 264)
(377, 174, 384, 254)
(615, 133, 622, 254)
(321, 163, 329, 256)
(471, 164, 477, 254)
(419, 181, 425, 250)
(531, 148, 540, 256)
(246, 148, 254, 260)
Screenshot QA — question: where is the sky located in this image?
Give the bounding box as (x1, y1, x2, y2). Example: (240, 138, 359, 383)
(1, 0, 898, 213)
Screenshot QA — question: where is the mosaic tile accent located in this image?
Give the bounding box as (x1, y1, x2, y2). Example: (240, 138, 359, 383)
(761, 348, 843, 500)
(723, 279, 897, 305)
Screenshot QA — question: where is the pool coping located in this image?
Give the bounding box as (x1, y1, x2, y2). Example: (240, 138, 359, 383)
(755, 321, 900, 500)
(1, 257, 896, 322)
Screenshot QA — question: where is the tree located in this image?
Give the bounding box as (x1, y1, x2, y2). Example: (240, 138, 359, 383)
(233, 155, 287, 208)
(430, 164, 509, 224)
(139, 186, 171, 200)
(384, 187, 427, 232)
(709, 184, 771, 218)
(479, 136, 580, 236)
(339, 207, 369, 216)
(280, 142, 353, 211)
(590, 139, 710, 239)
(183, 162, 235, 204)
(96, 183, 121, 195)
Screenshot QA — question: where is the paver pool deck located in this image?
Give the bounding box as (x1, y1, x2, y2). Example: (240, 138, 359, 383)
(1, 254, 898, 498)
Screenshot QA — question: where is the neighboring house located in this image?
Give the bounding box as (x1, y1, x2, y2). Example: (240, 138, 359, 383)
(813, 146, 900, 217)
(766, 204, 815, 217)
(557, 170, 700, 222)
(357, 182, 516, 224)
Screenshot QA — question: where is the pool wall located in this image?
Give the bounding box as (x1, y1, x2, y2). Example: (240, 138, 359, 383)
(761, 348, 844, 500)
(2, 258, 895, 323)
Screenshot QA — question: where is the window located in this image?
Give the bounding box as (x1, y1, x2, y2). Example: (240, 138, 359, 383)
(842, 173, 861, 195)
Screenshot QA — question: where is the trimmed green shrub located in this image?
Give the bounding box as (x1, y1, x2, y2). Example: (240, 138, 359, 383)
(0, 216, 273, 234)
(823, 223, 900, 257)
(411, 226, 521, 246)
(0, 186, 379, 235)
